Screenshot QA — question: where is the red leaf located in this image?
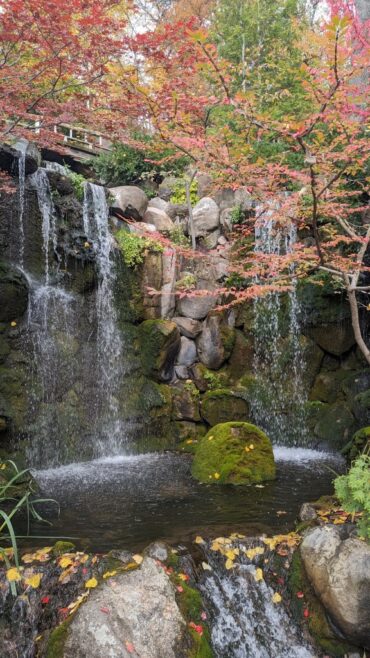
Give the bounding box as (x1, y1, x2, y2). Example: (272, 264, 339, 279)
(125, 641, 135, 654)
(41, 596, 50, 604)
(100, 607, 110, 614)
(296, 591, 304, 599)
(303, 608, 310, 618)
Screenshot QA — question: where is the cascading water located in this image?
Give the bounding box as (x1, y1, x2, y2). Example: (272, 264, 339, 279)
(198, 540, 316, 658)
(82, 182, 126, 455)
(252, 213, 308, 445)
(16, 141, 27, 268)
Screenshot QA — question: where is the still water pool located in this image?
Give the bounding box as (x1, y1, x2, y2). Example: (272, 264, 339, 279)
(30, 447, 343, 552)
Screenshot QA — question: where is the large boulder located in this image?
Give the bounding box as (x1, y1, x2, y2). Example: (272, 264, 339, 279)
(313, 401, 355, 448)
(173, 317, 203, 339)
(192, 421, 275, 484)
(177, 293, 217, 320)
(192, 197, 220, 237)
(300, 526, 370, 649)
(172, 382, 201, 422)
(138, 320, 180, 382)
(144, 207, 174, 232)
(176, 336, 197, 367)
(196, 314, 235, 369)
(0, 142, 39, 177)
(63, 557, 187, 658)
(0, 262, 29, 322)
(110, 186, 148, 220)
(147, 197, 170, 213)
(200, 389, 250, 426)
(307, 321, 355, 356)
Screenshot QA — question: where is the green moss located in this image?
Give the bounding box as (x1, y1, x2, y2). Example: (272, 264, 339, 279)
(138, 319, 179, 381)
(174, 580, 214, 658)
(52, 541, 75, 556)
(200, 389, 249, 426)
(288, 551, 356, 656)
(192, 422, 275, 485)
(46, 617, 72, 658)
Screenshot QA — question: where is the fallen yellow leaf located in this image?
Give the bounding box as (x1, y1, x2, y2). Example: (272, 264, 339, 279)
(132, 554, 143, 565)
(254, 568, 263, 582)
(194, 536, 205, 544)
(24, 573, 42, 588)
(103, 570, 117, 579)
(246, 546, 265, 559)
(272, 592, 282, 604)
(59, 556, 73, 569)
(7, 567, 22, 582)
(85, 577, 98, 589)
(202, 562, 212, 571)
(225, 558, 235, 570)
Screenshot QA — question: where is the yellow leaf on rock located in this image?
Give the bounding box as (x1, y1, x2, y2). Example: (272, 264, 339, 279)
(249, 444, 254, 450)
(254, 568, 263, 582)
(194, 536, 205, 545)
(103, 570, 117, 579)
(246, 546, 265, 559)
(202, 562, 212, 571)
(24, 573, 42, 588)
(59, 556, 73, 569)
(225, 559, 235, 570)
(333, 518, 345, 524)
(85, 577, 98, 589)
(272, 592, 282, 604)
(7, 567, 22, 582)
(132, 554, 143, 565)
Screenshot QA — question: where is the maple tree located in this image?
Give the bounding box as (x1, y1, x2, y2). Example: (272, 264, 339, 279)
(115, 0, 370, 363)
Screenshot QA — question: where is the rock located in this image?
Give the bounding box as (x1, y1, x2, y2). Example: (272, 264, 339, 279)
(307, 321, 355, 356)
(234, 187, 254, 212)
(175, 366, 190, 379)
(314, 401, 355, 448)
(342, 426, 370, 461)
(177, 292, 216, 320)
(144, 207, 174, 232)
(0, 262, 29, 322)
(46, 170, 74, 196)
(227, 330, 254, 381)
(196, 172, 213, 198)
(130, 221, 156, 234)
(176, 336, 197, 367)
(298, 503, 317, 522)
(200, 389, 250, 426)
(160, 248, 177, 319)
(63, 557, 187, 658)
(173, 317, 203, 339)
(166, 203, 188, 221)
(0, 417, 7, 432)
(300, 526, 370, 648)
(145, 542, 169, 562)
(110, 185, 148, 220)
(0, 143, 38, 177)
(173, 420, 207, 442)
(192, 421, 276, 484)
(192, 197, 220, 237)
(200, 228, 221, 250)
(139, 320, 180, 382)
(212, 188, 236, 211)
(15, 138, 42, 167)
(172, 383, 201, 422)
(196, 314, 235, 369)
(148, 197, 170, 213)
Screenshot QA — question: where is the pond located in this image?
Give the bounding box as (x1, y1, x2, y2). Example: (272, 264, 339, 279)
(26, 447, 343, 553)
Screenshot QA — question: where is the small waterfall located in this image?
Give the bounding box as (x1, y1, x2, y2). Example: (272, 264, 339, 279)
(82, 182, 126, 455)
(199, 541, 315, 658)
(29, 168, 57, 283)
(252, 212, 308, 445)
(43, 160, 68, 176)
(17, 141, 27, 268)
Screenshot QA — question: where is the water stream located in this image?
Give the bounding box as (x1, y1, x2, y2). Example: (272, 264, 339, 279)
(16, 141, 27, 268)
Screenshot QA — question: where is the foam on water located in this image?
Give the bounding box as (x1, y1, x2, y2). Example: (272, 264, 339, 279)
(273, 446, 343, 465)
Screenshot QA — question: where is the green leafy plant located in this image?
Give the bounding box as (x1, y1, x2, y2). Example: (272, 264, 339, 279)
(169, 226, 190, 247)
(64, 166, 86, 201)
(0, 460, 57, 593)
(230, 204, 245, 225)
(170, 180, 198, 205)
(203, 370, 223, 390)
(334, 453, 370, 541)
(115, 229, 163, 268)
(176, 273, 197, 290)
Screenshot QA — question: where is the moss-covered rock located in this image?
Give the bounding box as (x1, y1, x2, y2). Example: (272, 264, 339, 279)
(227, 329, 254, 382)
(191, 421, 276, 485)
(172, 382, 201, 422)
(200, 389, 250, 426)
(138, 319, 180, 382)
(341, 426, 370, 461)
(313, 401, 355, 448)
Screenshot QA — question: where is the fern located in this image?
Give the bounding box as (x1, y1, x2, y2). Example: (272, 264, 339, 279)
(334, 454, 370, 540)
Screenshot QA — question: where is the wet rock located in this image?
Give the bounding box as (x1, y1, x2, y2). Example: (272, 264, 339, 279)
(0, 262, 29, 321)
(173, 317, 203, 339)
(176, 336, 197, 367)
(172, 382, 201, 422)
(298, 503, 317, 522)
(192, 421, 276, 484)
(300, 526, 370, 649)
(144, 207, 174, 232)
(175, 365, 190, 379)
(313, 401, 355, 448)
(139, 319, 180, 382)
(192, 197, 220, 237)
(196, 314, 235, 369)
(145, 541, 169, 562)
(64, 557, 187, 658)
(174, 420, 207, 442)
(46, 169, 74, 196)
(0, 142, 39, 176)
(307, 321, 355, 356)
(200, 389, 250, 426)
(177, 293, 216, 320)
(110, 185, 148, 220)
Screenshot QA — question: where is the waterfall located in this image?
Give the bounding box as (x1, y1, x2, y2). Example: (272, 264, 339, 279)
(199, 541, 315, 658)
(17, 141, 27, 268)
(251, 212, 308, 445)
(29, 168, 57, 283)
(82, 182, 126, 456)
(43, 160, 68, 176)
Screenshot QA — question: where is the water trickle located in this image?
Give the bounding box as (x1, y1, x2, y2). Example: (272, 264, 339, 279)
(82, 182, 126, 455)
(29, 168, 57, 282)
(199, 543, 315, 658)
(16, 141, 27, 268)
(252, 212, 308, 445)
(43, 160, 69, 176)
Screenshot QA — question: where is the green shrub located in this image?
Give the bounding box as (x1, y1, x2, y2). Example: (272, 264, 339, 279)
(334, 453, 370, 540)
(230, 204, 245, 225)
(169, 226, 190, 247)
(170, 180, 198, 205)
(115, 229, 163, 268)
(64, 166, 86, 201)
(92, 135, 189, 186)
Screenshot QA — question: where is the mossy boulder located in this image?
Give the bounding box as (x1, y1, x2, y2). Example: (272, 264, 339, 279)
(191, 421, 276, 485)
(172, 382, 201, 422)
(227, 330, 254, 382)
(342, 426, 370, 461)
(200, 389, 249, 426)
(313, 401, 355, 448)
(138, 319, 180, 382)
